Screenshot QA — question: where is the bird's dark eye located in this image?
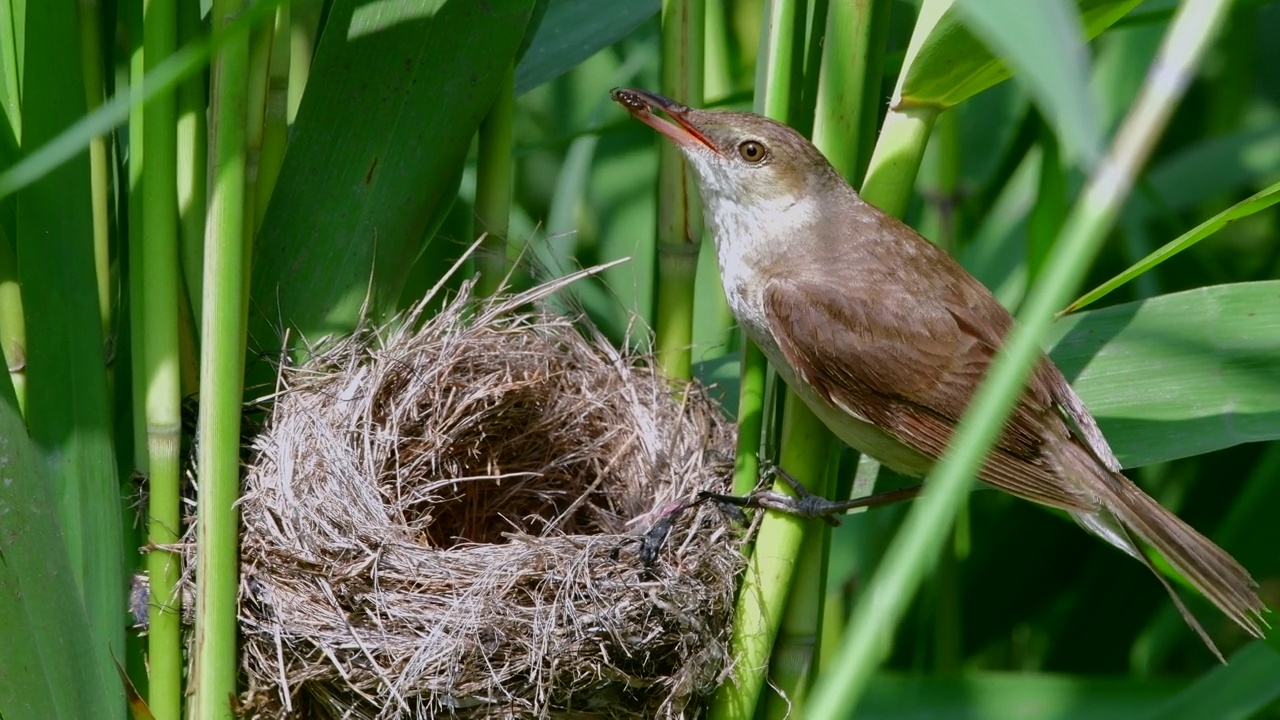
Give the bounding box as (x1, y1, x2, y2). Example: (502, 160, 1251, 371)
(738, 140, 767, 163)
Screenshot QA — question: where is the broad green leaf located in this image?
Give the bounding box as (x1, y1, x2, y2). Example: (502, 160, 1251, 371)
(1140, 643, 1280, 720)
(1050, 281, 1280, 469)
(701, 282, 1280, 471)
(249, 0, 538, 358)
(861, 672, 1180, 719)
(953, 0, 1102, 167)
(514, 0, 659, 95)
(1065, 180, 1280, 313)
(0, 399, 117, 719)
(15, 0, 124, 715)
(900, 0, 1141, 112)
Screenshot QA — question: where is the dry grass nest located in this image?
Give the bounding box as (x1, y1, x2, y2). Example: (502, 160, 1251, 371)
(195, 269, 748, 718)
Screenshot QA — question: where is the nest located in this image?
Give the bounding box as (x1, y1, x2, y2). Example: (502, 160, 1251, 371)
(203, 269, 746, 718)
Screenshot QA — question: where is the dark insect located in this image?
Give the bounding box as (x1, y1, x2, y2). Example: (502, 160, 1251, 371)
(611, 88, 649, 114)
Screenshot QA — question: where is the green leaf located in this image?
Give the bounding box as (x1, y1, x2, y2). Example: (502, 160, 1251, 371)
(1050, 281, 1280, 469)
(1065, 179, 1280, 313)
(900, 0, 1141, 113)
(702, 282, 1280, 471)
(0, 399, 117, 719)
(953, 0, 1102, 167)
(15, 0, 124, 714)
(514, 0, 659, 95)
(860, 672, 1180, 719)
(1140, 643, 1280, 720)
(249, 0, 538, 360)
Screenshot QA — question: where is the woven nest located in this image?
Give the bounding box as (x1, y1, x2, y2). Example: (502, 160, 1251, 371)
(196, 270, 746, 718)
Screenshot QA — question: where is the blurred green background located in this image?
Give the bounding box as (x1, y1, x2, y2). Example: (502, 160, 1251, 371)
(2, 0, 1279, 718)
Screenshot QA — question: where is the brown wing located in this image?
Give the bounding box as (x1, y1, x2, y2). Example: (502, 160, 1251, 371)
(762, 273, 1094, 512)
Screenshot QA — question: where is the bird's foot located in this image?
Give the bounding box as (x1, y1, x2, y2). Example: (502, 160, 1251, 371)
(699, 465, 924, 527)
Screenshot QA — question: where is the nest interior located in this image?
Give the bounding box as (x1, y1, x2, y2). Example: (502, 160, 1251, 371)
(219, 277, 745, 719)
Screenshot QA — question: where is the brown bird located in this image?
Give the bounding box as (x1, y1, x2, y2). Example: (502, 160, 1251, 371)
(612, 87, 1268, 659)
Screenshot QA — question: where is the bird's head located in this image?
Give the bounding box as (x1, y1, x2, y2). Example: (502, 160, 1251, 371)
(610, 88, 843, 214)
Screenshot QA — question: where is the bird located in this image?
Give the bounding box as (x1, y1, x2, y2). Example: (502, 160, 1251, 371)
(611, 87, 1268, 659)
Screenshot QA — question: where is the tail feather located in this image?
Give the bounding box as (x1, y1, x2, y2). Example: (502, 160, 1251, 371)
(1057, 431, 1268, 657)
(1103, 473, 1268, 640)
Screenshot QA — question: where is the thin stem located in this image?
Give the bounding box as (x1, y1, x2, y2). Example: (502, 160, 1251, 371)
(811, 0, 883, 182)
(192, 0, 252, 714)
(762, 405, 833, 718)
(253, 3, 290, 233)
(653, 0, 705, 380)
(732, 342, 768, 495)
(700, 0, 737, 355)
(917, 107, 961, 251)
(242, 14, 273, 244)
(711, 2, 815, 716)
(0, 224, 23, 413)
(141, 0, 183, 715)
(0, 0, 20, 139)
(475, 65, 515, 297)
(858, 0, 951, 216)
(78, 0, 111, 338)
(176, 0, 207, 321)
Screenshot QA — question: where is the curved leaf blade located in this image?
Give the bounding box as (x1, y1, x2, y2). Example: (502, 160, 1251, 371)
(1140, 642, 1280, 720)
(0, 400, 117, 719)
(702, 281, 1280, 471)
(513, 0, 658, 95)
(953, 0, 1102, 167)
(1064, 179, 1280, 313)
(249, 0, 537, 356)
(1051, 281, 1280, 468)
(900, 0, 1141, 114)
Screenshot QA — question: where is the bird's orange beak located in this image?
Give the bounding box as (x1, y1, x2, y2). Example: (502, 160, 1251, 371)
(611, 88, 718, 154)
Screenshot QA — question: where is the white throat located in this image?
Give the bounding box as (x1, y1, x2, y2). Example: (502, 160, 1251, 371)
(700, 187, 820, 365)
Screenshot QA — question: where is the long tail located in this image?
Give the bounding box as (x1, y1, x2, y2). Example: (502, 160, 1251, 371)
(1081, 469, 1268, 660)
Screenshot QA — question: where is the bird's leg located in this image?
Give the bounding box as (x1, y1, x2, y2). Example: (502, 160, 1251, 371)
(699, 466, 923, 526)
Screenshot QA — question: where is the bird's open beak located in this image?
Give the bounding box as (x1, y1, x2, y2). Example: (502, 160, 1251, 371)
(611, 88, 718, 154)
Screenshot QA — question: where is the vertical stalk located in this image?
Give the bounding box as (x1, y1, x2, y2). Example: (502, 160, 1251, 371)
(475, 65, 515, 297)
(0, 225, 24, 413)
(732, 342, 767, 495)
(917, 108, 961, 251)
(811, 0, 882, 185)
(77, 0, 111, 337)
(192, 0, 252, 714)
(177, 0, 208, 321)
(808, 0, 1232, 713)
(287, 2, 323, 124)
(858, 0, 953, 217)
(127, 0, 149, 492)
(752, 0, 803, 119)
(653, 0, 704, 380)
(0, 0, 19, 138)
(762, 406, 833, 719)
(242, 16, 273, 247)
(700, 0, 737, 354)
(141, 0, 183, 715)
(764, 1, 886, 712)
(704, 0, 733, 98)
(254, 3, 290, 234)
(860, 102, 939, 217)
(713, 1, 817, 717)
